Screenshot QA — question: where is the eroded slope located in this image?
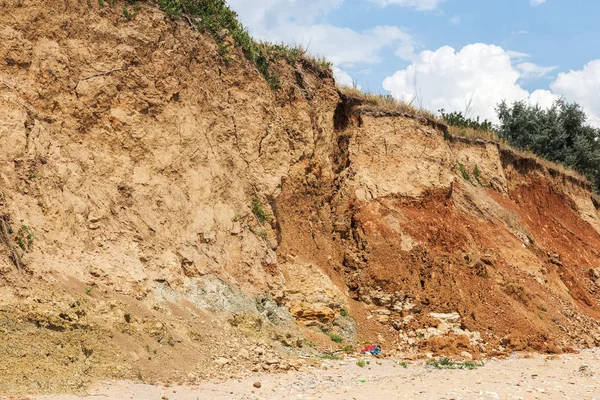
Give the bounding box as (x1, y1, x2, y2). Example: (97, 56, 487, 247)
(1, 0, 600, 395)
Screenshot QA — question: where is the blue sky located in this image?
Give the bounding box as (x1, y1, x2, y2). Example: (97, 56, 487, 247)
(227, 0, 600, 126)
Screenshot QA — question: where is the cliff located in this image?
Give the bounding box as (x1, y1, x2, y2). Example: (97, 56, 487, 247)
(1, 1, 600, 395)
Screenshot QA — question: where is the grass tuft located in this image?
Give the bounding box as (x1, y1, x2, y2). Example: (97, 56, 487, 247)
(329, 333, 343, 343)
(457, 162, 475, 186)
(152, 0, 331, 89)
(252, 198, 270, 225)
(337, 86, 436, 120)
(427, 358, 484, 370)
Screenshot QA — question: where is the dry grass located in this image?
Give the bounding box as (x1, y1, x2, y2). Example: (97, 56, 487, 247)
(338, 86, 437, 120)
(499, 143, 588, 182)
(446, 125, 499, 142)
(338, 86, 591, 187)
(338, 86, 588, 188)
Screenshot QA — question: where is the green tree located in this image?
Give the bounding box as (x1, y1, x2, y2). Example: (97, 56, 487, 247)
(496, 99, 600, 192)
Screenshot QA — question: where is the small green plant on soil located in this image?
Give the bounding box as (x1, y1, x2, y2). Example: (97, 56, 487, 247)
(400, 361, 408, 368)
(248, 224, 268, 240)
(153, 0, 332, 90)
(123, 2, 140, 20)
(427, 358, 484, 370)
(341, 345, 354, 352)
(329, 333, 343, 343)
(357, 359, 367, 368)
(473, 165, 483, 185)
(86, 285, 96, 295)
(320, 353, 342, 360)
(340, 308, 348, 317)
(15, 225, 34, 251)
(457, 162, 475, 185)
(252, 198, 269, 225)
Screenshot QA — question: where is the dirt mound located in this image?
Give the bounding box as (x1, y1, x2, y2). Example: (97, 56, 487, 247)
(1, 1, 600, 396)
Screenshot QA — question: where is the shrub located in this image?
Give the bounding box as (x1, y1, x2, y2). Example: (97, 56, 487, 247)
(440, 109, 493, 132)
(329, 333, 343, 343)
(496, 99, 600, 192)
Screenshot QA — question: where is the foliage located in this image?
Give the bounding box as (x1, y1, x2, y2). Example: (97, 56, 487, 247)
(329, 333, 343, 343)
(472, 165, 482, 185)
(440, 109, 493, 132)
(457, 162, 476, 186)
(152, 0, 331, 89)
(123, 2, 140, 20)
(496, 99, 600, 192)
(320, 353, 342, 360)
(356, 359, 367, 368)
(252, 198, 269, 225)
(340, 308, 348, 317)
(15, 225, 34, 252)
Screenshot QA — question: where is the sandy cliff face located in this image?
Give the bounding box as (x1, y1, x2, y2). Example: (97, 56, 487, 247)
(1, 1, 600, 395)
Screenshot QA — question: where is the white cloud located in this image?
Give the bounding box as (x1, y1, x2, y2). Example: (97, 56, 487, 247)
(227, 0, 343, 27)
(382, 44, 560, 123)
(255, 24, 414, 65)
(529, 89, 560, 110)
(506, 50, 530, 60)
(449, 15, 461, 25)
(530, 0, 547, 6)
(369, 0, 445, 11)
(228, 0, 415, 71)
(333, 67, 356, 88)
(516, 62, 558, 79)
(551, 60, 600, 127)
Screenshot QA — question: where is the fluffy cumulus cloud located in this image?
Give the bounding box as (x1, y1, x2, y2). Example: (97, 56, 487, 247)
(551, 60, 600, 127)
(228, 0, 415, 86)
(332, 66, 355, 87)
(369, 0, 444, 11)
(227, 0, 343, 28)
(382, 44, 558, 123)
(262, 24, 414, 66)
(516, 62, 557, 79)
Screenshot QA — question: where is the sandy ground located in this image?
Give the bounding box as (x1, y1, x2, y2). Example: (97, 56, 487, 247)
(30, 349, 600, 400)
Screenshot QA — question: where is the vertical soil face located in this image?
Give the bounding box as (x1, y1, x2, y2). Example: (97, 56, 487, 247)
(274, 98, 600, 357)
